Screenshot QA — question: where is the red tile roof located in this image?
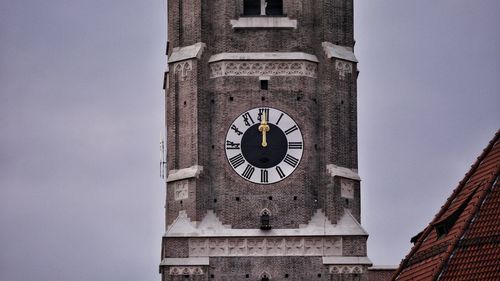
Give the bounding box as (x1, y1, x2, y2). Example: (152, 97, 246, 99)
(392, 130, 500, 281)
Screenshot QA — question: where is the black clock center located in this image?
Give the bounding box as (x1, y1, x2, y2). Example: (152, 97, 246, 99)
(241, 123, 288, 169)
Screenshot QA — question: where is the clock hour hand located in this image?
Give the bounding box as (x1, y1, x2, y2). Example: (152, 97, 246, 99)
(258, 112, 270, 147)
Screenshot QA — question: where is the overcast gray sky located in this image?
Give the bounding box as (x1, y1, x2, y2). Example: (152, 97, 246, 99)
(0, 1, 498, 280)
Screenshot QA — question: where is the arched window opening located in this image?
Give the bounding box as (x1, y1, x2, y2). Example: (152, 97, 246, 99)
(260, 209, 272, 230)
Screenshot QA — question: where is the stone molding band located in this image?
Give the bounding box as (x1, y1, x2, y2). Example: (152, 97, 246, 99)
(168, 267, 204, 276)
(209, 60, 317, 78)
(208, 52, 318, 78)
(188, 237, 342, 257)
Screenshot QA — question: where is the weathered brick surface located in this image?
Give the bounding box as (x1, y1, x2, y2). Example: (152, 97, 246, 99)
(163, 0, 365, 280)
(343, 236, 367, 256)
(367, 269, 396, 281)
(163, 238, 189, 258)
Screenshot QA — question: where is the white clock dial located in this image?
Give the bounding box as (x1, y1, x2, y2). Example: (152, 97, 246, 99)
(225, 107, 304, 184)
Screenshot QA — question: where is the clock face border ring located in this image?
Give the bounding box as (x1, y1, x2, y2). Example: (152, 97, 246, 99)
(224, 107, 304, 185)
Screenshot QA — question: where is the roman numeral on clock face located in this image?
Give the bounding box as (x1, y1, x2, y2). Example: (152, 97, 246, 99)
(284, 125, 298, 135)
(226, 141, 240, 150)
(288, 142, 303, 149)
(242, 164, 255, 179)
(261, 169, 269, 183)
(229, 154, 245, 169)
(276, 166, 285, 179)
(258, 108, 270, 122)
(283, 154, 299, 167)
(242, 112, 255, 127)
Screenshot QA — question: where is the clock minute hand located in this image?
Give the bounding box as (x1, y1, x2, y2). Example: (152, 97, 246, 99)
(258, 112, 270, 147)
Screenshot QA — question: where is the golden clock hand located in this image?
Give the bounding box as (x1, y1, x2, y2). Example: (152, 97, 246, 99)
(258, 112, 270, 147)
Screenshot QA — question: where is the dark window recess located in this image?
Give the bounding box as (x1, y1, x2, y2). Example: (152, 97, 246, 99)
(244, 0, 260, 15)
(433, 186, 478, 238)
(162, 72, 168, 90)
(260, 211, 272, 230)
(244, 0, 283, 17)
(261, 80, 268, 90)
(266, 0, 283, 15)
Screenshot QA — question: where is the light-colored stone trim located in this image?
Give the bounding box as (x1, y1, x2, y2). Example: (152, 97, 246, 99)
(322, 42, 358, 62)
(340, 178, 354, 199)
(188, 237, 342, 257)
(166, 165, 203, 183)
(329, 265, 365, 274)
(209, 52, 318, 63)
(335, 60, 353, 80)
(210, 61, 317, 78)
(230, 17, 297, 29)
(174, 182, 189, 200)
(173, 60, 192, 81)
(166, 209, 368, 237)
(326, 164, 361, 181)
(322, 256, 372, 265)
(168, 267, 204, 276)
(161, 257, 210, 266)
(168, 42, 206, 64)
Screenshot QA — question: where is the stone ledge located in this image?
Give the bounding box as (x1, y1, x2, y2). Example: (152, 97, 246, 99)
(167, 165, 203, 183)
(168, 42, 206, 64)
(322, 42, 358, 62)
(165, 209, 368, 237)
(326, 164, 361, 181)
(209, 52, 318, 63)
(230, 17, 297, 29)
(322, 256, 372, 265)
(160, 257, 209, 266)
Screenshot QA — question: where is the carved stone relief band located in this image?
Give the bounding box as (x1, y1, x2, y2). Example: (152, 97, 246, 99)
(169, 267, 204, 276)
(173, 61, 192, 81)
(208, 52, 319, 78)
(329, 265, 365, 274)
(188, 237, 342, 257)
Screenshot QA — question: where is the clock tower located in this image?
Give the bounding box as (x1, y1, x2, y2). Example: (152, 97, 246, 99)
(160, 1, 371, 280)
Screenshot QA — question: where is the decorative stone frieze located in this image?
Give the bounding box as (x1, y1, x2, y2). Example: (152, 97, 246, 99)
(341, 178, 354, 199)
(174, 181, 188, 200)
(335, 60, 353, 80)
(209, 61, 317, 78)
(329, 265, 364, 274)
(169, 266, 204, 275)
(188, 237, 342, 257)
(173, 61, 193, 81)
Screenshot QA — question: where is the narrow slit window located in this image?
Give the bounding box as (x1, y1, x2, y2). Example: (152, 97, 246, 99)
(261, 80, 268, 90)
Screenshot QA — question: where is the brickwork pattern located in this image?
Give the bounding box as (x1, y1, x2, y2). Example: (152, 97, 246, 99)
(163, 0, 364, 280)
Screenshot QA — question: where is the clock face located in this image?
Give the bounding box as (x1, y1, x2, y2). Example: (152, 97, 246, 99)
(225, 107, 304, 184)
